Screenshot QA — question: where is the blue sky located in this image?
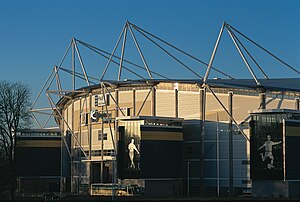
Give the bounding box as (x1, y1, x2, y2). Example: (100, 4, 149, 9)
(0, 0, 299, 98)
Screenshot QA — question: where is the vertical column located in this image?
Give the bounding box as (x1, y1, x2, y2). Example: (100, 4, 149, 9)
(199, 88, 206, 195)
(175, 88, 179, 118)
(133, 88, 136, 116)
(72, 40, 75, 91)
(152, 87, 156, 116)
(259, 92, 266, 109)
(101, 105, 104, 183)
(71, 98, 75, 193)
(115, 89, 119, 117)
(228, 91, 233, 197)
(114, 89, 119, 185)
(78, 97, 82, 194)
(88, 92, 92, 187)
(295, 98, 299, 110)
(200, 89, 205, 121)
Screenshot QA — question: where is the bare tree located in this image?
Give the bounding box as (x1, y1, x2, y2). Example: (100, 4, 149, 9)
(0, 81, 31, 200)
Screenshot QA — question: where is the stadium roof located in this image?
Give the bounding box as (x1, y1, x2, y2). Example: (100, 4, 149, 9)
(207, 78, 300, 92)
(98, 78, 300, 93)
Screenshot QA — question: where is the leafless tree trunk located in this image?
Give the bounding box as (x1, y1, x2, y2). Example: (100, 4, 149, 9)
(0, 81, 31, 200)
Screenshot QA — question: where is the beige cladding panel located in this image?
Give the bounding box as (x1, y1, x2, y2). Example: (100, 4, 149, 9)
(91, 128, 115, 150)
(156, 90, 175, 117)
(74, 111, 81, 131)
(80, 130, 89, 147)
(91, 129, 99, 150)
(205, 94, 296, 123)
(118, 91, 135, 115)
(60, 86, 299, 140)
(178, 91, 200, 119)
(119, 91, 132, 103)
(73, 99, 81, 129)
(135, 90, 152, 116)
(205, 93, 229, 122)
(74, 99, 80, 112)
(63, 107, 68, 134)
(67, 103, 72, 128)
(265, 97, 295, 110)
(205, 93, 260, 122)
(278, 100, 295, 109)
(91, 94, 96, 108)
(230, 95, 260, 122)
(265, 98, 281, 109)
(136, 90, 151, 102)
(135, 101, 151, 116)
(70, 99, 81, 132)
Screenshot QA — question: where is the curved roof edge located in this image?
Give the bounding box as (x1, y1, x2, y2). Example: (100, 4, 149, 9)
(56, 78, 300, 107)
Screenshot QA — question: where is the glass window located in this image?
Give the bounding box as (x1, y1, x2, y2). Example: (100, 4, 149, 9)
(98, 130, 108, 140)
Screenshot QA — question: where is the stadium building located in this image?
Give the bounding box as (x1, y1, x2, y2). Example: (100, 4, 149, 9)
(26, 22, 300, 197)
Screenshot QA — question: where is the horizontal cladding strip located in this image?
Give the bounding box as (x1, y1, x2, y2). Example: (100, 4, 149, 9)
(141, 178, 183, 181)
(17, 176, 61, 179)
(285, 121, 300, 127)
(286, 126, 300, 137)
(141, 131, 183, 141)
(17, 140, 61, 148)
(17, 136, 61, 141)
(141, 126, 183, 132)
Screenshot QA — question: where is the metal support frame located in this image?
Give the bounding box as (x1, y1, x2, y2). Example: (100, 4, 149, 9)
(130, 22, 233, 79)
(76, 97, 82, 194)
(259, 92, 266, 109)
(30, 21, 300, 198)
(216, 113, 220, 197)
(73, 39, 91, 86)
(133, 24, 202, 79)
(203, 22, 225, 83)
(101, 84, 125, 117)
(100, 82, 117, 200)
(76, 39, 166, 79)
(30, 67, 55, 110)
(137, 87, 153, 116)
(118, 26, 128, 81)
(54, 66, 63, 99)
(72, 39, 76, 91)
(59, 67, 98, 85)
(206, 85, 250, 141)
(46, 94, 72, 158)
(199, 87, 206, 195)
(100, 106, 104, 183)
(71, 98, 75, 193)
(46, 92, 88, 158)
(31, 113, 43, 128)
(152, 86, 156, 116)
(42, 114, 54, 129)
(30, 68, 59, 128)
(225, 26, 261, 85)
(228, 91, 233, 196)
(127, 22, 153, 79)
(100, 82, 117, 151)
(227, 24, 300, 75)
(295, 98, 300, 110)
(133, 88, 136, 116)
(115, 89, 119, 118)
(101, 23, 127, 81)
(227, 29, 269, 79)
(175, 88, 179, 118)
